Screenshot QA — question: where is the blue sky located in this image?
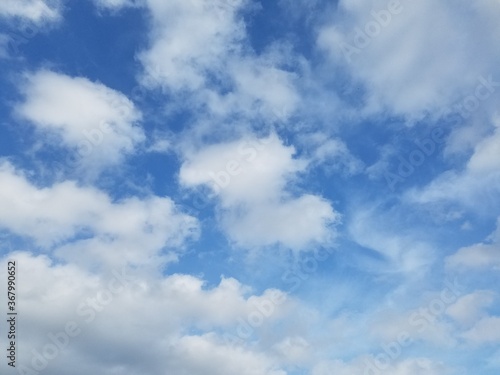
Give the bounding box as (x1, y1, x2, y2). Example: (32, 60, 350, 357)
(1, 0, 500, 374)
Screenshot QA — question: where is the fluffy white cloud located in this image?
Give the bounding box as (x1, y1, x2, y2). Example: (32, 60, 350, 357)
(0, 0, 61, 24)
(0, 252, 290, 375)
(272, 336, 311, 365)
(0, 162, 198, 268)
(139, 0, 246, 91)
(138, 0, 299, 121)
(180, 134, 303, 204)
(180, 133, 338, 250)
(317, 0, 500, 118)
(221, 194, 336, 250)
(220, 50, 300, 119)
(16, 70, 145, 177)
(168, 335, 287, 375)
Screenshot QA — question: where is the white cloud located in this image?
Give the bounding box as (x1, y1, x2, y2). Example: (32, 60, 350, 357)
(0, 162, 198, 269)
(446, 291, 495, 327)
(466, 119, 500, 173)
(222, 50, 300, 119)
(317, 0, 500, 118)
(298, 131, 365, 175)
(367, 309, 455, 348)
(462, 316, 500, 344)
(92, 0, 136, 10)
(146, 130, 172, 153)
(221, 194, 336, 250)
(348, 205, 434, 273)
(179, 133, 338, 250)
(446, 218, 500, 270)
(16, 70, 145, 177)
(169, 334, 286, 375)
(3, 2, 498, 373)
(406, 170, 500, 214)
(139, 0, 247, 92)
(180, 134, 304, 204)
(0, 0, 61, 24)
(272, 336, 311, 365)
(407, 116, 500, 211)
(0, 252, 290, 375)
(446, 243, 500, 270)
(311, 357, 452, 375)
(138, 0, 300, 121)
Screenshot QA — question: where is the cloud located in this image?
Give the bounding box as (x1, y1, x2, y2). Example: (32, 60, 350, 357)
(446, 291, 495, 327)
(138, 0, 300, 121)
(407, 116, 500, 212)
(221, 49, 300, 120)
(168, 334, 286, 375)
(466, 117, 500, 173)
(221, 193, 337, 250)
(446, 243, 500, 270)
(446, 218, 500, 270)
(0, 252, 290, 375)
(272, 336, 311, 365)
(317, 0, 500, 118)
(179, 133, 338, 250)
(2, 1, 499, 374)
(0, 162, 198, 269)
(348, 205, 434, 273)
(407, 170, 500, 214)
(311, 357, 452, 375)
(0, 0, 61, 24)
(462, 316, 500, 344)
(92, 0, 137, 11)
(180, 134, 303, 204)
(16, 69, 145, 177)
(297, 131, 365, 175)
(139, 0, 247, 92)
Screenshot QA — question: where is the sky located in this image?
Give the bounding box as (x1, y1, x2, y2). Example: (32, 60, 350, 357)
(0, 0, 499, 374)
